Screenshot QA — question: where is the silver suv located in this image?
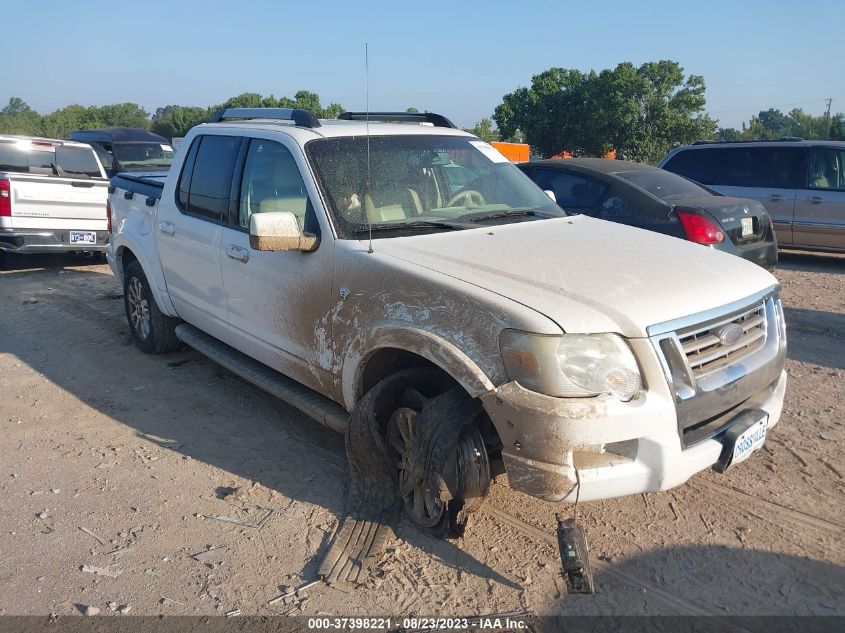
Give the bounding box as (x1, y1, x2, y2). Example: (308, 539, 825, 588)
(660, 140, 845, 253)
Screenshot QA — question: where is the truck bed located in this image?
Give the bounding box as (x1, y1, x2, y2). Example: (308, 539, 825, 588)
(109, 172, 166, 201)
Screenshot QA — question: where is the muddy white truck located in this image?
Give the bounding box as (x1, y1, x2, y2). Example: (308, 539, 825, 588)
(107, 108, 787, 588)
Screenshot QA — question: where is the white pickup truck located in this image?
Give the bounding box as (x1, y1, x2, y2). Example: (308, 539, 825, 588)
(107, 109, 787, 542)
(0, 135, 109, 265)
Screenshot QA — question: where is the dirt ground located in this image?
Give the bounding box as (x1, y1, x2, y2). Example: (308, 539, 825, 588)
(0, 250, 843, 619)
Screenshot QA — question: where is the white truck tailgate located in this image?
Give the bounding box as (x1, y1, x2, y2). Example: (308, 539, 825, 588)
(6, 174, 108, 231)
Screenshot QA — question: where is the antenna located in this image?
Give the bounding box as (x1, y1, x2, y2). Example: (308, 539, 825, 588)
(365, 42, 373, 254)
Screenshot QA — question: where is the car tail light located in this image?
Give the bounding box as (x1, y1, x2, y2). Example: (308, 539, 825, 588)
(106, 199, 112, 233)
(677, 209, 724, 244)
(0, 179, 11, 217)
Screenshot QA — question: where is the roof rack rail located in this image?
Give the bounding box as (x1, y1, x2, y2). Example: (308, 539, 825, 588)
(337, 111, 457, 129)
(209, 108, 321, 128)
(692, 137, 805, 145)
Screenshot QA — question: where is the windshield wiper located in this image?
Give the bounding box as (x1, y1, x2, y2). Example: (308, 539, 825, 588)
(352, 220, 464, 234)
(457, 209, 554, 223)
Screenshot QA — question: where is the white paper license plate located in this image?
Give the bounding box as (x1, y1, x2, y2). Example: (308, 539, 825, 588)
(730, 417, 768, 466)
(741, 217, 753, 237)
(69, 231, 97, 245)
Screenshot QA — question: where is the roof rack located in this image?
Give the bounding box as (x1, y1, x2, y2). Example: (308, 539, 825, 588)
(337, 111, 457, 129)
(209, 108, 321, 128)
(692, 137, 805, 145)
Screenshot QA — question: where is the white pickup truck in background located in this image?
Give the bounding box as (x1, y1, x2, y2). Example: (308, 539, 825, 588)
(0, 135, 109, 266)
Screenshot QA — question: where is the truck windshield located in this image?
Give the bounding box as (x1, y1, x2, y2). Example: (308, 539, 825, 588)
(113, 142, 174, 170)
(614, 169, 711, 202)
(306, 135, 562, 238)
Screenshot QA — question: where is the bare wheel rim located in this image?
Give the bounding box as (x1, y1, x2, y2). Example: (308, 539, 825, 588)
(127, 277, 151, 340)
(387, 405, 447, 528)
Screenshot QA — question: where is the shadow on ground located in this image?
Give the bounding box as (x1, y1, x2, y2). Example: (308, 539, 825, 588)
(0, 260, 518, 592)
(777, 250, 845, 275)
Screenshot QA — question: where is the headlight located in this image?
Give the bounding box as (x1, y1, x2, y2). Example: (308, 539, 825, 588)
(500, 330, 642, 401)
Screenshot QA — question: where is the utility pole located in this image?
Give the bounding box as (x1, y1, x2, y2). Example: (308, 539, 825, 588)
(824, 98, 832, 138)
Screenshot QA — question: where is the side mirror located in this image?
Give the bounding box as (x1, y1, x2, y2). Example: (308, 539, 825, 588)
(544, 189, 557, 203)
(249, 212, 318, 252)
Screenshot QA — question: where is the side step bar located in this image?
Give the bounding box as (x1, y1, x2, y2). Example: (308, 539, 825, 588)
(175, 324, 348, 434)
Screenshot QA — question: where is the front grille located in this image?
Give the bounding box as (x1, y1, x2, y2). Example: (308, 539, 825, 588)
(677, 302, 767, 377)
(648, 290, 786, 448)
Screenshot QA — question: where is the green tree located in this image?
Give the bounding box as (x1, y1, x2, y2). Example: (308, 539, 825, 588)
(717, 127, 743, 141)
(494, 61, 716, 163)
(151, 105, 211, 139)
(465, 117, 500, 142)
(0, 97, 41, 135)
(405, 107, 419, 113)
(741, 107, 845, 140)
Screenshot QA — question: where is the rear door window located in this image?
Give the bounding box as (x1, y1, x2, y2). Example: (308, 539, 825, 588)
(715, 147, 803, 189)
(662, 149, 719, 184)
(180, 135, 241, 222)
(528, 168, 608, 209)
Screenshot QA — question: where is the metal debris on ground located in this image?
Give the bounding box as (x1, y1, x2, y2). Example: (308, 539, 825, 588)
(160, 595, 185, 606)
(191, 547, 228, 565)
(80, 564, 122, 578)
(107, 602, 117, 611)
(225, 609, 241, 617)
(117, 604, 131, 615)
(267, 580, 320, 605)
(78, 526, 107, 546)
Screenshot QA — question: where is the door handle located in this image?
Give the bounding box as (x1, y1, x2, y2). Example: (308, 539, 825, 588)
(158, 221, 175, 236)
(767, 194, 783, 202)
(225, 243, 249, 263)
(807, 196, 823, 204)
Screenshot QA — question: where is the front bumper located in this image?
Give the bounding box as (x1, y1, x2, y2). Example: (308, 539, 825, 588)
(0, 228, 108, 254)
(480, 370, 786, 502)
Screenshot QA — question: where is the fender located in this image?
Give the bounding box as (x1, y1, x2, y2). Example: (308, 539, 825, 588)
(341, 324, 495, 411)
(111, 229, 178, 317)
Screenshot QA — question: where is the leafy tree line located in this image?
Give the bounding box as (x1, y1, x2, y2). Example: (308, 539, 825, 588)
(717, 107, 845, 142)
(0, 91, 345, 140)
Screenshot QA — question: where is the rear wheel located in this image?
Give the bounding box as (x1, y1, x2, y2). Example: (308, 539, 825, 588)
(123, 260, 180, 354)
(383, 375, 490, 538)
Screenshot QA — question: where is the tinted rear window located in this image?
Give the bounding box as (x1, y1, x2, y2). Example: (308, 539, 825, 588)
(665, 147, 803, 189)
(614, 169, 711, 202)
(183, 135, 241, 221)
(0, 142, 102, 178)
(55, 146, 102, 177)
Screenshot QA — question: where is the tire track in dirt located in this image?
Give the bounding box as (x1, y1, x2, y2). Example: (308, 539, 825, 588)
(482, 505, 715, 617)
(691, 479, 845, 537)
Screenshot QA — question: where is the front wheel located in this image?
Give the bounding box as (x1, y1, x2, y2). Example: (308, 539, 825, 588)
(123, 260, 181, 354)
(383, 375, 490, 538)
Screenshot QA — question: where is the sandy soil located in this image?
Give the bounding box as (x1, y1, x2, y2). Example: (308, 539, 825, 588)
(0, 250, 843, 619)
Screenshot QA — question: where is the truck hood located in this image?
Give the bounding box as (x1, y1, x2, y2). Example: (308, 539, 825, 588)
(374, 215, 778, 337)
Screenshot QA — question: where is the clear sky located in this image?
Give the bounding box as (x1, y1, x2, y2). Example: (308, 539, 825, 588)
(3, 0, 842, 130)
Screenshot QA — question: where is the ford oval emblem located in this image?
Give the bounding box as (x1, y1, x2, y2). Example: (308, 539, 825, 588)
(716, 323, 744, 346)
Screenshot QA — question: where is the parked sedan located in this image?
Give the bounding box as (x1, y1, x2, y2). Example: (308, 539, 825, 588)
(519, 158, 778, 270)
